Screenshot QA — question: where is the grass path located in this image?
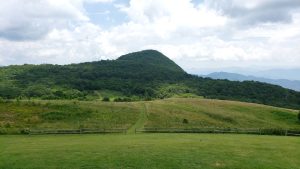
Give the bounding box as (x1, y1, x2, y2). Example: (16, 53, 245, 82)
(127, 103, 148, 134)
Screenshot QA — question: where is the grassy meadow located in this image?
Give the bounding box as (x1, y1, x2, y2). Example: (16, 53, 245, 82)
(0, 98, 299, 134)
(0, 134, 300, 169)
(144, 98, 300, 129)
(1, 98, 300, 169)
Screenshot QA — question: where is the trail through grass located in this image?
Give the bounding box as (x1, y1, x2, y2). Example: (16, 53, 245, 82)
(127, 103, 148, 134)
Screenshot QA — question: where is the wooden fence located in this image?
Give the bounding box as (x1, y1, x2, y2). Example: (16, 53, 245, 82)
(28, 128, 127, 135)
(135, 128, 300, 136)
(22, 127, 300, 136)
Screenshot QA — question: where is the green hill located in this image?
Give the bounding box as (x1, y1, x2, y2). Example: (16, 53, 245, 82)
(117, 50, 185, 74)
(0, 50, 300, 109)
(0, 98, 299, 134)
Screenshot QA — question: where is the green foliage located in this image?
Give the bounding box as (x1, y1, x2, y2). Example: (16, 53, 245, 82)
(182, 119, 189, 124)
(102, 97, 110, 102)
(0, 50, 299, 109)
(0, 84, 21, 99)
(114, 97, 132, 102)
(20, 129, 30, 134)
(298, 111, 300, 121)
(157, 84, 195, 99)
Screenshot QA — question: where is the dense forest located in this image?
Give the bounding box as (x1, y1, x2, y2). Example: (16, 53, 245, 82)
(0, 50, 299, 109)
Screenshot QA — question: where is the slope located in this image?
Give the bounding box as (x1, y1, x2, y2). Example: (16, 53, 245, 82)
(0, 98, 299, 134)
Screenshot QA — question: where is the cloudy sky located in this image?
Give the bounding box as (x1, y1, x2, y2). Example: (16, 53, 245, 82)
(0, 0, 300, 77)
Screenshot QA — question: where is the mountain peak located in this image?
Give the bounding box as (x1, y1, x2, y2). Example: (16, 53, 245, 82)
(118, 50, 168, 61)
(117, 49, 185, 73)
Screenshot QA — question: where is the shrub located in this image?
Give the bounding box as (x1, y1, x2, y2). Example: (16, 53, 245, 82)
(182, 119, 189, 124)
(298, 111, 300, 121)
(20, 128, 30, 134)
(102, 97, 110, 102)
(114, 97, 132, 102)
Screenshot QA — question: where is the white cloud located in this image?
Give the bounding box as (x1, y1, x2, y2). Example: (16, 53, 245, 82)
(0, 0, 300, 76)
(121, 0, 227, 28)
(0, 0, 115, 41)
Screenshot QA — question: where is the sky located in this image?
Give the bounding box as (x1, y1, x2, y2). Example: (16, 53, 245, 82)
(0, 0, 300, 78)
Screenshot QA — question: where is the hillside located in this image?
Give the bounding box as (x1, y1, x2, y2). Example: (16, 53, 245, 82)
(0, 50, 300, 109)
(0, 98, 299, 134)
(206, 72, 300, 91)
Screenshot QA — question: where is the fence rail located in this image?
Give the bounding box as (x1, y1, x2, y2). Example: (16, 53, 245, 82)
(29, 128, 127, 135)
(21, 127, 300, 136)
(135, 128, 300, 136)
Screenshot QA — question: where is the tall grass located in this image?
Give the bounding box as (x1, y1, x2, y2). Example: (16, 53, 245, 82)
(0, 98, 299, 134)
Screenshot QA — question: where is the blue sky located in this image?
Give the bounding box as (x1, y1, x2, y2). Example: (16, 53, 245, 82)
(84, 0, 129, 28)
(0, 0, 300, 79)
(84, 0, 204, 28)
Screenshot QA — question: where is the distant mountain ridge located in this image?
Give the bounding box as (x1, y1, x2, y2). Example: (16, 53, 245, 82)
(205, 72, 300, 91)
(256, 69, 300, 81)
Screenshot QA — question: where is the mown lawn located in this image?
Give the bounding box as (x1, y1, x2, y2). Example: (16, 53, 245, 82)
(0, 134, 299, 169)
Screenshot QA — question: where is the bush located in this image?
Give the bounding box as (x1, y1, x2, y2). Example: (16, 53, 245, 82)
(102, 97, 110, 102)
(114, 97, 132, 102)
(298, 111, 300, 121)
(20, 128, 30, 134)
(182, 119, 189, 124)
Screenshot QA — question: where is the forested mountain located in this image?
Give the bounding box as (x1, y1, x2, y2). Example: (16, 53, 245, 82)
(205, 72, 300, 91)
(0, 50, 300, 109)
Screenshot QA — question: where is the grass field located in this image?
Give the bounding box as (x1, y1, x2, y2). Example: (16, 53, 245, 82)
(0, 134, 299, 169)
(0, 98, 299, 134)
(144, 98, 300, 129)
(1, 98, 299, 168)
